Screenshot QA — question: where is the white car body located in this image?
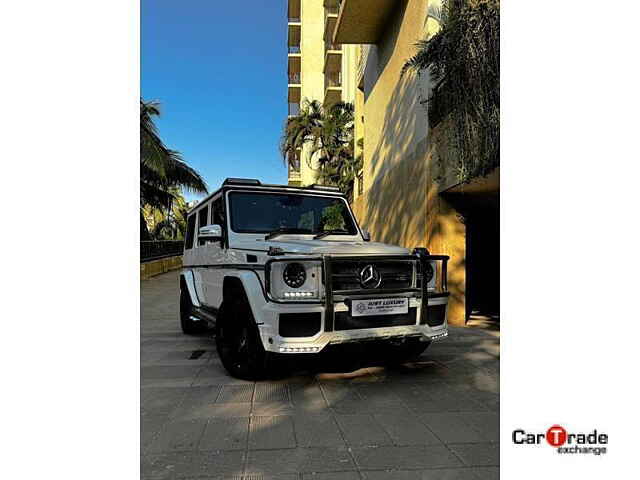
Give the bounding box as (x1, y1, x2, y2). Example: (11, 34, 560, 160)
(181, 179, 449, 355)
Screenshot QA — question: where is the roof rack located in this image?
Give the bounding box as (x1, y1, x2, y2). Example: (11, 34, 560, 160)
(307, 184, 341, 192)
(223, 178, 262, 186)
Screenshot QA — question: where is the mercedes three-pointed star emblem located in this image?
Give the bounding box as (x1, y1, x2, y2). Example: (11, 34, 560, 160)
(359, 264, 382, 289)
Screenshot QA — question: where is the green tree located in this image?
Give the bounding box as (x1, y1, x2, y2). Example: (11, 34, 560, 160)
(403, 0, 499, 183)
(281, 100, 361, 198)
(140, 99, 208, 239)
(142, 187, 190, 240)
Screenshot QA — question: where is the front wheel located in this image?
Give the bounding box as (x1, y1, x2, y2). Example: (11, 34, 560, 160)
(215, 300, 271, 380)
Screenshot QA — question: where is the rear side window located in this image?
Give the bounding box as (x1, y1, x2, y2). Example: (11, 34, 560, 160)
(185, 214, 196, 250)
(198, 205, 209, 228)
(197, 205, 209, 246)
(212, 196, 225, 227)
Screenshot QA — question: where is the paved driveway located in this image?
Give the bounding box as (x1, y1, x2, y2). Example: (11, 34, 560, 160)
(141, 271, 499, 480)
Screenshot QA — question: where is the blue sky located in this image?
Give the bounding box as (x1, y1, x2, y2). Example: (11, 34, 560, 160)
(142, 0, 289, 202)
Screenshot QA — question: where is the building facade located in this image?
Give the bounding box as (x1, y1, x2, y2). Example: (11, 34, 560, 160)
(286, 0, 499, 326)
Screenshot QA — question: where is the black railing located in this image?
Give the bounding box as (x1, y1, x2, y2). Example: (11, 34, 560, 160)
(141, 241, 184, 262)
(289, 73, 301, 84)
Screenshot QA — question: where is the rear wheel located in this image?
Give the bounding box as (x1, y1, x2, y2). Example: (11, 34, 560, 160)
(215, 298, 270, 380)
(180, 285, 206, 334)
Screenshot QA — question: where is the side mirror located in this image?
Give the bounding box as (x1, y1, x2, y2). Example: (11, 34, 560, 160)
(198, 224, 222, 241)
(362, 230, 371, 242)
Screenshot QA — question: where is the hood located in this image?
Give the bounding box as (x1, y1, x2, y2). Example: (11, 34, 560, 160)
(232, 237, 410, 256)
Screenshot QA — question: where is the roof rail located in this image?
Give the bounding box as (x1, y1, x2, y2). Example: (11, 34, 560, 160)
(223, 178, 262, 186)
(308, 184, 341, 192)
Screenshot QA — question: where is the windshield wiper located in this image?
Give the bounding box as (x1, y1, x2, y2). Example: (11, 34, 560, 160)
(313, 229, 350, 240)
(265, 227, 312, 240)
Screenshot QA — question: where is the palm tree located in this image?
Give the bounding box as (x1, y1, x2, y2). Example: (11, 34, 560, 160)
(140, 99, 208, 239)
(281, 100, 359, 196)
(142, 187, 190, 240)
(403, 0, 499, 182)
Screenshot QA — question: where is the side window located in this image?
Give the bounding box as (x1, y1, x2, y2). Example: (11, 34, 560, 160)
(197, 205, 209, 246)
(212, 196, 225, 227)
(212, 196, 226, 247)
(185, 214, 196, 250)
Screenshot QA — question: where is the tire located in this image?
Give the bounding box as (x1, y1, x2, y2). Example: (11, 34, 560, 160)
(384, 339, 431, 364)
(180, 285, 206, 334)
(215, 297, 271, 380)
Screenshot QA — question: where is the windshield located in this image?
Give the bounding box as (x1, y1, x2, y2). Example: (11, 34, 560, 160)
(228, 191, 359, 235)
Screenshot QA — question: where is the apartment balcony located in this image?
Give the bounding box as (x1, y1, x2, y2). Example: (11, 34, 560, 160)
(324, 9, 338, 42)
(288, 19, 301, 51)
(288, 71, 301, 103)
(288, 102, 300, 117)
(324, 40, 342, 76)
(333, 0, 398, 44)
(324, 72, 342, 106)
(288, 0, 301, 23)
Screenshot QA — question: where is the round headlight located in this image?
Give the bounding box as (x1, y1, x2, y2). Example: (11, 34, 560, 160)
(423, 263, 434, 284)
(283, 263, 306, 288)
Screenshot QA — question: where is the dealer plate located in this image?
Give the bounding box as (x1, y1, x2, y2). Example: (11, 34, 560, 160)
(351, 298, 409, 317)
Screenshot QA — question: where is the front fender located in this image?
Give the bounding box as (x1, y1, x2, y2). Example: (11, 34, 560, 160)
(223, 270, 268, 323)
(180, 270, 201, 308)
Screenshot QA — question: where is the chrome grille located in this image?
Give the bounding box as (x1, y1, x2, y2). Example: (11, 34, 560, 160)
(330, 259, 415, 292)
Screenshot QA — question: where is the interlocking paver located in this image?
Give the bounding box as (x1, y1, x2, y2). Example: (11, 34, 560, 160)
(218, 385, 255, 403)
(246, 447, 356, 475)
(254, 383, 290, 403)
(249, 416, 296, 449)
(148, 418, 207, 453)
(374, 412, 443, 446)
(141, 271, 500, 478)
(302, 472, 361, 480)
(361, 468, 480, 480)
(448, 443, 499, 467)
(292, 414, 345, 448)
(335, 414, 393, 447)
(351, 445, 463, 470)
(420, 413, 499, 444)
(199, 417, 249, 451)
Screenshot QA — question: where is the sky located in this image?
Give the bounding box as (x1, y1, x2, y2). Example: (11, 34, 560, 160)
(142, 0, 289, 203)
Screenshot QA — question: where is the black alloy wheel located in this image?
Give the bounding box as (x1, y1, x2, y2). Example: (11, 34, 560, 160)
(215, 299, 269, 380)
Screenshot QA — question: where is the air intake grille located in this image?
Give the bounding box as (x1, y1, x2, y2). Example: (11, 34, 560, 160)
(279, 312, 322, 337)
(421, 304, 447, 327)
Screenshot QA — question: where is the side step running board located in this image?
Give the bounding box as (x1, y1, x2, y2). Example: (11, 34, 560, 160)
(192, 306, 218, 327)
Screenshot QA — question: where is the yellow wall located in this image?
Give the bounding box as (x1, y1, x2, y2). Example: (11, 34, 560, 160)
(351, 0, 467, 325)
(141, 256, 182, 280)
(299, 0, 327, 186)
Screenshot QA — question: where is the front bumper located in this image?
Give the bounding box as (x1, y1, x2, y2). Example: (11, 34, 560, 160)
(254, 253, 450, 354)
(256, 294, 447, 354)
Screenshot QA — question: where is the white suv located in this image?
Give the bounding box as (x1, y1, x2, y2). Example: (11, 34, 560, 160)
(180, 178, 450, 379)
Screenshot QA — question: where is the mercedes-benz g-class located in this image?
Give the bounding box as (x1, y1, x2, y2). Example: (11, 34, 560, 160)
(180, 178, 449, 379)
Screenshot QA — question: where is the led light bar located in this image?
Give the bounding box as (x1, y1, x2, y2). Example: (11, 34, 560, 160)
(279, 346, 320, 353)
(283, 291, 315, 298)
(431, 332, 448, 341)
